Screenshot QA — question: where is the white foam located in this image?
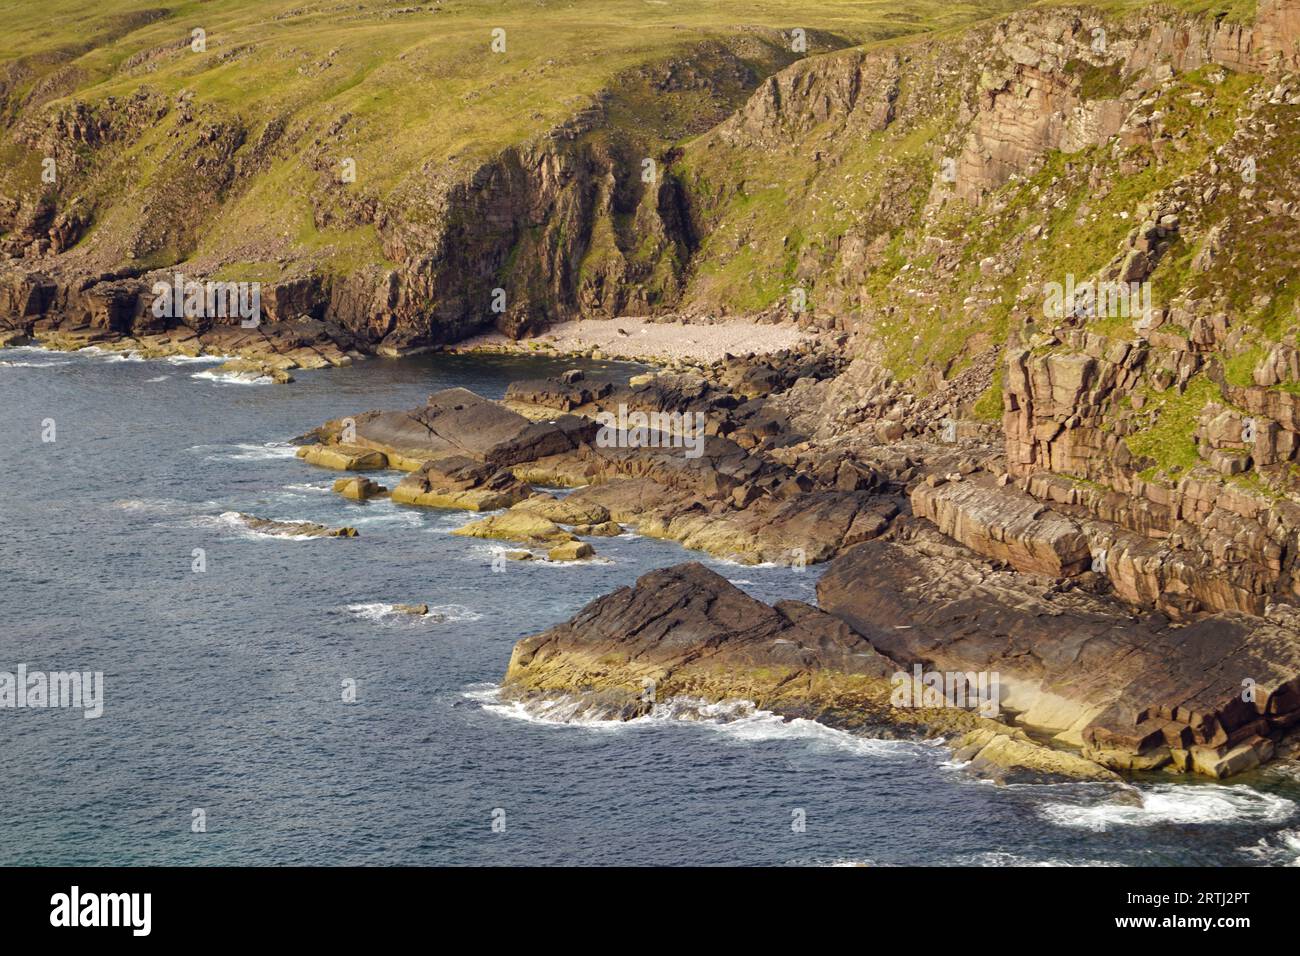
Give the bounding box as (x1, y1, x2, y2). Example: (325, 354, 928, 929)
(166, 353, 228, 365)
(345, 509, 425, 528)
(0, 357, 73, 367)
(1241, 828, 1300, 866)
(77, 346, 143, 362)
(192, 369, 271, 385)
(347, 602, 482, 625)
(281, 482, 334, 494)
(467, 687, 923, 758)
(144, 374, 170, 382)
(196, 511, 319, 541)
(956, 851, 1122, 867)
(1039, 783, 1296, 831)
(112, 498, 191, 515)
(198, 442, 298, 462)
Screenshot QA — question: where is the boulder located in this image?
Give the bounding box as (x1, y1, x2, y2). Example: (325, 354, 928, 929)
(332, 476, 388, 500)
(344, 388, 597, 469)
(452, 511, 576, 545)
(391, 456, 532, 511)
(547, 541, 596, 561)
(573, 520, 623, 536)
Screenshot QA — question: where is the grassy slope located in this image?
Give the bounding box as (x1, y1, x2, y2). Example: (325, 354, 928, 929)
(0, 0, 1031, 277)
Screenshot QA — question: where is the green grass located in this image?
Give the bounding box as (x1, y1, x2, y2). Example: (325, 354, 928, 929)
(1126, 376, 1221, 476)
(1066, 59, 1127, 100)
(0, 0, 1032, 273)
(972, 366, 1004, 420)
(1223, 345, 1266, 387)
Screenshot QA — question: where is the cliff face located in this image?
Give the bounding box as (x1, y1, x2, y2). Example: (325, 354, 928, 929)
(10, 3, 1297, 362)
(0, 33, 787, 353)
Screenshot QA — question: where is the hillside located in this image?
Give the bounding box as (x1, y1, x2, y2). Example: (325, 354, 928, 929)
(0, 0, 1026, 346)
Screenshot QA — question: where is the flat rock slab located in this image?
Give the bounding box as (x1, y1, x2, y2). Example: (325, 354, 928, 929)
(912, 480, 1091, 576)
(817, 537, 1300, 777)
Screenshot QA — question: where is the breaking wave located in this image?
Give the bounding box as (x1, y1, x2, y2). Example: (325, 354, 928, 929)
(466, 687, 925, 758)
(196, 442, 298, 462)
(1038, 783, 1296, 831)
(192, 369, 272, 385)
(346, 603, 482, 625)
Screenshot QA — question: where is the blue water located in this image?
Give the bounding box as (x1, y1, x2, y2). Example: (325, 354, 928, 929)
(2, 345, 1299, 866)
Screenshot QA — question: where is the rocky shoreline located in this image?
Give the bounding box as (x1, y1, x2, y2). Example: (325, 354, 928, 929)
(282, 349, 1300, 783)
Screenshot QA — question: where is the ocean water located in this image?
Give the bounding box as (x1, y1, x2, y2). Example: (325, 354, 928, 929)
(2, 344, 1299, 866)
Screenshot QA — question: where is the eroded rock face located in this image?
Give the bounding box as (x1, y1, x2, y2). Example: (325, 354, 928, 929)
(1000, 326, 1300, 618)
(0, 269, 363, 372)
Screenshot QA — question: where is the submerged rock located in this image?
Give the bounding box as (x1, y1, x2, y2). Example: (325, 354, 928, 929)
(213, 359, 294, 384)
(392, 603, 431, 616)
(228, 513, 358, 538)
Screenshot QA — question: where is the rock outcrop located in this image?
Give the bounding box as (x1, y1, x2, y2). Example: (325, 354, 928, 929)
(818, 535, 1300, 778)
(503, 561, 1116, 781)
(226, 513, 358, 539)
